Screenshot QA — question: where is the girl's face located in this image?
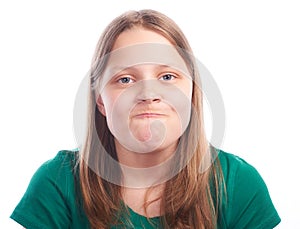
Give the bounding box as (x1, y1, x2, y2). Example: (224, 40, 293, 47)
(98, 27, 193, 154)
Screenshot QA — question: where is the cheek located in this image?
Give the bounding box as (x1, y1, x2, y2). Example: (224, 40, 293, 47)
(163, 83, 192, 130)
(101, 88, 136, 135)
(101, 88, 124, 114)
(182, 79, 193, 100)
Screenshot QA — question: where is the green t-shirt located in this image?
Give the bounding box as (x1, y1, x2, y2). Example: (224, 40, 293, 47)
(10, 150, 281, 228)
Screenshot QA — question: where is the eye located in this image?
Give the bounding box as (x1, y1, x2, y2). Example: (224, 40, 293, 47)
(117, 76, 134, 84)
(159, 73, 176, 81)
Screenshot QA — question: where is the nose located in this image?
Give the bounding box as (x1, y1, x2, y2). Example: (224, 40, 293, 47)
(135, 80, 162, 103)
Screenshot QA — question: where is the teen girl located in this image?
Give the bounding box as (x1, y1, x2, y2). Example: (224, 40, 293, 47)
(11, 9, 281, 229)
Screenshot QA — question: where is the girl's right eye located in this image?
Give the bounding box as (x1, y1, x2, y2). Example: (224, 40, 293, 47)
(117, 76, 134, 84)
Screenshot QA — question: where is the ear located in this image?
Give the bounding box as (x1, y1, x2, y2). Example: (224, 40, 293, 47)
(96, 95, 106, 116)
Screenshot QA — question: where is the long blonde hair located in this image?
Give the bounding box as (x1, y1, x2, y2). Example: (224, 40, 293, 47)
(79, 9, 224, 228)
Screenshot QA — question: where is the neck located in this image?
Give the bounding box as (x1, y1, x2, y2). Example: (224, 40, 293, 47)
(114, 139, 178, 188)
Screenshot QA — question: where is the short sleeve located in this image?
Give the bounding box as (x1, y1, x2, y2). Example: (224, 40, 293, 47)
(226, 156, 281, 229)
(10, 151, 75, 229)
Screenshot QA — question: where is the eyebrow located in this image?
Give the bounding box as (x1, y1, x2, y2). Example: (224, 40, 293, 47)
(107, 64, 180, 73)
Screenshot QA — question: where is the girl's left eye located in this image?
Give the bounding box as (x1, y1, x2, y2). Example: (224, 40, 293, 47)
(159, 73, 176, 81)
(117, 77, 134, 84)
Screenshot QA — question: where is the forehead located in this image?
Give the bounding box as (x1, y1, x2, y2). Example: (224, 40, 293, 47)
(101, 43, 191, 84)
(112, 27, 173, 51)
(97, 28, 192, 88)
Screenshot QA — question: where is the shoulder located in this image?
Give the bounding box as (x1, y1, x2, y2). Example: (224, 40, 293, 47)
(43, 149, 79, 169)
(215, 149, 281, 229)
(217, 149, 253, 170)
(10, 149, 85, 229)
(217, 150, 272, 200)
(29, 149, 79, 187)
(217, 149, 260, 180)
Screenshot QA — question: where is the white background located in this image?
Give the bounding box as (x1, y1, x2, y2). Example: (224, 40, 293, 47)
(1, 0, 299, 228)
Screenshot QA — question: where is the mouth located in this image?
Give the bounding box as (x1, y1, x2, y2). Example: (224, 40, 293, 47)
(133, 112, 166, 119)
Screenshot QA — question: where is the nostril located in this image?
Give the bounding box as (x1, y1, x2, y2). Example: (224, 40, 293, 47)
(139, 98, 161, 104)
(137, 91, 162, 103)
